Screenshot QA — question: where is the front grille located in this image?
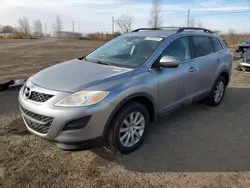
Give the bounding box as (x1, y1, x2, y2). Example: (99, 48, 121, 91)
(23, 117, 51, 134)
(20, 106, 53, 134)
(28, 91, 54, 103)
(246, 58, 250, 63)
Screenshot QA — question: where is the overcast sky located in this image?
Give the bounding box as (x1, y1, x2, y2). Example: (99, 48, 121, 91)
(0, 0, 250, 34)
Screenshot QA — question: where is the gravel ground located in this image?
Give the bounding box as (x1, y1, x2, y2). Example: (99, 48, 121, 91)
(1, 39, 250, 188)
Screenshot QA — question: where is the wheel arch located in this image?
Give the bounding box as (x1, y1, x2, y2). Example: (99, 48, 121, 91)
(102, 92, 157, 136)
(218, 70, 230, 86)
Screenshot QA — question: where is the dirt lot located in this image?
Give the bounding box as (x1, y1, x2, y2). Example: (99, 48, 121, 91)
(1, 39, 250, 188)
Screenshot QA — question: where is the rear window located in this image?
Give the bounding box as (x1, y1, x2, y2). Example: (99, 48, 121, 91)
(212, 38, 223, 52)
(192, 36, 214, 58)
(240, 41, 250, 45)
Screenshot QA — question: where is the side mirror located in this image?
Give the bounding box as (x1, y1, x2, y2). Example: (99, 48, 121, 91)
(158, 55, 179, 68)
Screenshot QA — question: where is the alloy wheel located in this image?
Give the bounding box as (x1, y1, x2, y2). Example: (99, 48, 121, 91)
(119, 111, 145, 147)
(214, 81, 225, 103)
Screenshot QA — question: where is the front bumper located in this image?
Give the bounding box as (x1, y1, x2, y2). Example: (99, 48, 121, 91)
(18, 82, 115, 144)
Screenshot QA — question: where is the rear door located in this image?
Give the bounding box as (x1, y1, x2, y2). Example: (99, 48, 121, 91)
(211, 37, 227, 65)
(190, 36, 218, 97)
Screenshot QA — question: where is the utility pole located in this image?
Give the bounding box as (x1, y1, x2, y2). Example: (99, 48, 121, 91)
(44, 23, 47, 36)
(187, 9, 190, 27)
(72, 21, 75, 33)
(112, 16, 115, 34)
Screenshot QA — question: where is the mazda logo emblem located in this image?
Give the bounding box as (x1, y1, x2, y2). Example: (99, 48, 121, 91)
(24, 87, 31, 98)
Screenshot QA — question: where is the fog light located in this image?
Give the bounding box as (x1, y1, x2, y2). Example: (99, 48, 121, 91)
(62, 116, 91, 131)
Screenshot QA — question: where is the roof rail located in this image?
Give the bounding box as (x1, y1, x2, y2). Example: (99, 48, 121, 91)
(131, 28, 162, 32)
(177, 27, 213, 33)
(131, 27, 180, 32)
(131, 27, 213, 34)
(158, 27, 180, 29)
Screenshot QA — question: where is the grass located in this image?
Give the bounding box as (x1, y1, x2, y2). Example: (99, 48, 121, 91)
(221, 34, 250, 48)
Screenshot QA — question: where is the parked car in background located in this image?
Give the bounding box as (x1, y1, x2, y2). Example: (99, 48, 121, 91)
(236, 40, 250, 56)
(19, 27, 232, 154)
(240, 49, 250, 71)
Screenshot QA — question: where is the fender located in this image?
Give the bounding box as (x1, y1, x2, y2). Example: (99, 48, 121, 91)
(102, 92, 157, 136)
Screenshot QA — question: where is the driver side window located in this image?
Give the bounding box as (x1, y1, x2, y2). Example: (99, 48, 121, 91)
(161, 37, 191, 62)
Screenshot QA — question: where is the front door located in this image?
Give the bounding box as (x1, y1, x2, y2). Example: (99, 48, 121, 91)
(152, 36, 195, 114)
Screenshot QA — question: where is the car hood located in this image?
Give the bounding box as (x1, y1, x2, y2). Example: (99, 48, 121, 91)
(31, 59, 133, 92)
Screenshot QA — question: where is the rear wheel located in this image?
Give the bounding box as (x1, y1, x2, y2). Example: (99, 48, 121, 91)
(107, 102, 149, 154)
(207, 76, 226, 106)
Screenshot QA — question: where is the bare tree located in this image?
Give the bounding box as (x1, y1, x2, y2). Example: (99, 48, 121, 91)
(18, 17, 30, 36)
(0, 25, 14, 34)
(188, 18, 203, 27)
(148, 0, 163, 28)
(228, 28, 235, 35)
(189, 18, 196, 27)
(52, 15, 63, 32)
(116, 14, 133, 33)
(197, 21, 203, 28)
(178, 24, 186, 27)
(33, 19, 43, 37)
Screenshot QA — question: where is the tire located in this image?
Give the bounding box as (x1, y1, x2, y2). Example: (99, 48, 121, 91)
(207, 76, 226, 106)
(0, 80, 14, 92)
(107, 102, 149, 154)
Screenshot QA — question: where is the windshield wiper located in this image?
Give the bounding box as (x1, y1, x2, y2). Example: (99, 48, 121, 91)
(78, 56, 85, 60)
(94, 60, 112, 66)
(84, 58, 114, 67)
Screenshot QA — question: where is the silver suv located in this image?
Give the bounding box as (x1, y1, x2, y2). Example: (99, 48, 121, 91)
(19, 27, 232, 154)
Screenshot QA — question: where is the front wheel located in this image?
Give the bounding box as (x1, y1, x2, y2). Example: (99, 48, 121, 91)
(107, 102, 149, 154)
(206, 76, 226, 106)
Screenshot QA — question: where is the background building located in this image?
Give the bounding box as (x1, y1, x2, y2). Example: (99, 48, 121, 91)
(51, 31, 82, 37)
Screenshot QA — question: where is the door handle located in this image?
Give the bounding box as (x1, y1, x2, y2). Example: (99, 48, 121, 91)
(189, 67, 196, 72)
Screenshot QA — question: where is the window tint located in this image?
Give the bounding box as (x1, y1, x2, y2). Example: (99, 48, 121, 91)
(161, 37, 191, 62)
(192, 36, 214, 58)
(212, 38, 223, 52)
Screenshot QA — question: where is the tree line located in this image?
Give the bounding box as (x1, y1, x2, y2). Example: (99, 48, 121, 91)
(0, 0, 203, 36)
(0, 15, 63, 37)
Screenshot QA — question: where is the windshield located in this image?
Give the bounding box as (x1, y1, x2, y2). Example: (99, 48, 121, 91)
(240, 40, 250, 45)
(85, 35, 163, 68)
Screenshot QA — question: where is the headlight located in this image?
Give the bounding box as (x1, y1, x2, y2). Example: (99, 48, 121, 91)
(55, 90, 110, 107)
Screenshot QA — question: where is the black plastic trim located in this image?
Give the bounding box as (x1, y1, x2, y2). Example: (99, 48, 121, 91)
(62, 116, 92, 131)
(54, 136, 104, 151)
